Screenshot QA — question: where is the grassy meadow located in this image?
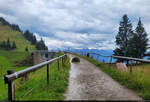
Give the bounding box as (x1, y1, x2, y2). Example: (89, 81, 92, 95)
(74, 53, 150, 100)
(0, 24, 36, 79)
(0, 24, 36, 100)
(0, 53, 70, 101)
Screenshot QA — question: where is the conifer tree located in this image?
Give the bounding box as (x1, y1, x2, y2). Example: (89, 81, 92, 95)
(126, 18, 148, 58)
(31, 35, 37, 45)
(36, 38, 48, 50)
(2, 41, 6, 48)
(6, 38, 11, 50)
(114, 14, 133, 57)
(12, 41, 17, 49)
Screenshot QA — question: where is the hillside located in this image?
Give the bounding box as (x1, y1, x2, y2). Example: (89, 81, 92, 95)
(0, 25, 35, 52)
(0, 18, 37, 75)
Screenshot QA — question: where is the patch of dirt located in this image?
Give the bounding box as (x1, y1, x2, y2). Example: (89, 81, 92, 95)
(64, 54, 142, 100)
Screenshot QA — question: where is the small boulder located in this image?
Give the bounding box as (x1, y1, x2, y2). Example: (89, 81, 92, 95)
(72, 57, 80, 63)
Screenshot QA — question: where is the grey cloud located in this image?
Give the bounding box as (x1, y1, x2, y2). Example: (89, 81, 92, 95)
(0, 0, 150, 50)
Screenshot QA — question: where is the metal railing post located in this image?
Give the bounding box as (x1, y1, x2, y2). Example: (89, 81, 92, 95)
(7, 69, 15, 101)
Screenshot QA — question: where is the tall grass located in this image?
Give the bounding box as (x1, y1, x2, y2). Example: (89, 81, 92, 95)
(0, 53, 70, 101)
(74, 53, 150, 100)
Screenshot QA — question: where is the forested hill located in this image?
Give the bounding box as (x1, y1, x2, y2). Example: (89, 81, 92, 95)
(0, 17, 48, 51)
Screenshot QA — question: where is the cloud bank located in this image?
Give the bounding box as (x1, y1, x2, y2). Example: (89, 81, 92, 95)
(0, 0, 150, 50)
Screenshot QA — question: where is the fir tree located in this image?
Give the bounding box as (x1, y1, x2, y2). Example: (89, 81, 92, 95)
(6, 38, 11, 50)
(126, 18, 148, 58)
(114, 14, 133, 57)
(31, 35, 37, 45)
(36, 38, 48, 50)
(2, 41, 6, 48)
(12, 41, 17, 49)
(24, 30, 31, 41)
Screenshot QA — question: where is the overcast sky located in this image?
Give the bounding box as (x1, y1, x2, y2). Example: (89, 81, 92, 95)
(0, 0, 150, 50)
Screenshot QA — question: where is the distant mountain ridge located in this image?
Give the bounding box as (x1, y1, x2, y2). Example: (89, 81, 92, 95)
(70, 48, 114, 56)
(70, 48, 114, 63)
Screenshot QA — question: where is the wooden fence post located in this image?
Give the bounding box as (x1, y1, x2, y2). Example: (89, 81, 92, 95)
(57, 59, 60, 71)
(109, 57, 112, 67)
(96, 55, 99, 61)
(46, 64, 49, 85)
(64, 55, 67, 62)
(102, 59, 105, 63)
(129, 60, 132, 78)
(7, 69, 15, 101)
(62, 57, 64, 69)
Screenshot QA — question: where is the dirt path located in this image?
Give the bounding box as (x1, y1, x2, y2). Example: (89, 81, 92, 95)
(64, 54, 142, 100)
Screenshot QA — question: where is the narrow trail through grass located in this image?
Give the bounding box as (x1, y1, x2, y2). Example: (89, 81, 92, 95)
(73, 53, 150, 100)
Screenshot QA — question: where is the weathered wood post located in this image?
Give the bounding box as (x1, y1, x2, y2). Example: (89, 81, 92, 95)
(87, 53, 89, 57)
(64, 55, 67, 62)
(126, 60, 129, 66)
(7, 69, 15, 101)
(135, 61, 138, 70)
(96, 55, 99, 61)
(57, 59, 60, 71)
(129, 60, 132, 79)
(62, 57, 64, 69)
(109, 57, 112, 68)
(142, 62, 145, 73)
(102, 59, 105, 63)
(46, 63, 49, 85)
(91, 54, 93, 58)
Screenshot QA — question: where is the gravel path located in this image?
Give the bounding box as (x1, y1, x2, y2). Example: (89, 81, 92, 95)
(64, 54, 142, 100)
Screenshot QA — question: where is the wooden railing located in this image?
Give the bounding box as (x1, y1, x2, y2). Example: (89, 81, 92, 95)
(69, 51, 150, 78)
(4, 54, 67, 101)
(72, 51, 150, 63)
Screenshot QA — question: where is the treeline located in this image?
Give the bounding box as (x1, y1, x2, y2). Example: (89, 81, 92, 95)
(114, 14, 148, 59)
(0, 38, 17, 50)
(23, 30, 48, 50)
(0, 17, 21, 32)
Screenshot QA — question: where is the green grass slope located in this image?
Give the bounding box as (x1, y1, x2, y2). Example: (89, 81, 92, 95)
(0, 25, 35, 51)
(0, 23, 36, 101)
(0, 53, 70, 101)
(0, 24, 36, 74)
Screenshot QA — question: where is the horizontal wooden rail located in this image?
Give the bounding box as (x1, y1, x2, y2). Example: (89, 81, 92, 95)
(70, 51, 150, 63)
(4, 54, 66, 83)
(70, 51, 150, 82)
(4, 54, 67, 101)
(111, 55, 150, 63)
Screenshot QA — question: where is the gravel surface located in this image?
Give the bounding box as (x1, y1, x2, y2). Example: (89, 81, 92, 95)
(64, 54, 142, 100)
